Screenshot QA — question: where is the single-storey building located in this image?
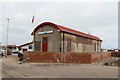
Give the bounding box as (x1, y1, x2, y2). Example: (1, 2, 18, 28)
(18, 42, 33, 52)
(6, 45, 17, 55)
(31, 22, 102, 52)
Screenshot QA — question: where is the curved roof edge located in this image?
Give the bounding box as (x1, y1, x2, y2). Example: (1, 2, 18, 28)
(31, 22, 102, 41)
(31, 22, 60, 35)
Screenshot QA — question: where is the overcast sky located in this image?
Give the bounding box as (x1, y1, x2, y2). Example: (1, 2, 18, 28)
(0, 0, 118, 49)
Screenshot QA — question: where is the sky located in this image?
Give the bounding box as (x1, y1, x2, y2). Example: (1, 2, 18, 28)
(0, 0, 118, 49)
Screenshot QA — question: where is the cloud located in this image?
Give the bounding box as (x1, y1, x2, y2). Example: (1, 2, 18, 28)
(0, 3, 2, 43)
(1, 2, 118, 49)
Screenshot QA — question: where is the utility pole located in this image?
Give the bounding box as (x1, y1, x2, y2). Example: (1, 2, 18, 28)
(32, 12, 35, 51)
(5, 18, 9, 58)
(0, 43, 1, 53)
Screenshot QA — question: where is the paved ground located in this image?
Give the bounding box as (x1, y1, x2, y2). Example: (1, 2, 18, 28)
(2, 55, 119, 78)
(0, 59, 2, 79)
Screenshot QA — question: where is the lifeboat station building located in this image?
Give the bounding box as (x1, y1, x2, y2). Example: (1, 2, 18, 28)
(31, 22, 102, 52)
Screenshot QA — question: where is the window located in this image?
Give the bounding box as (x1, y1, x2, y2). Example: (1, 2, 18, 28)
(28, 44, 32, 49)
(34, 41, 41, 51)
(42, 37, 48, 42)
(67, 39, 71, 51)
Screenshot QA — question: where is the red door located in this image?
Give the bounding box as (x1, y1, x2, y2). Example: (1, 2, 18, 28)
(42, 37, 48, 52)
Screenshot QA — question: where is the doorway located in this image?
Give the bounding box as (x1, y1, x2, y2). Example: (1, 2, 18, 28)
(42, 37, 48, 52)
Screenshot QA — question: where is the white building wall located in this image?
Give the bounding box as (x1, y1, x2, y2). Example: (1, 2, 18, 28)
(20, 44, 33, 51)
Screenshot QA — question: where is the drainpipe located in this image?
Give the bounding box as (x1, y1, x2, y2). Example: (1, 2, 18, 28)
(59, 32, 61, 52)
(63, 32, 65, 52)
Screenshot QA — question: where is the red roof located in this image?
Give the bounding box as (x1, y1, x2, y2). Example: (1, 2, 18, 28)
(18, 42, 33, 48)
(31, 22, 102, 41)
(7, 45, 17, 48)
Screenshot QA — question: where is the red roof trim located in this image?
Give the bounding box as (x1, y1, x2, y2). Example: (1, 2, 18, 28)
(31, 22, 102, 41)
(31, 22, 60, 35)
(18, 42, 33, 48)
(7, 45, 16, 48)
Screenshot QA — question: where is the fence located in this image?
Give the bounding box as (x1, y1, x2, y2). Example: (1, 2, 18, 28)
(23, 52, 111, 64)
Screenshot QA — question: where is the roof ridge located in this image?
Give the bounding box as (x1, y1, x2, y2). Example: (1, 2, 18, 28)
(56, 24, 101, 40)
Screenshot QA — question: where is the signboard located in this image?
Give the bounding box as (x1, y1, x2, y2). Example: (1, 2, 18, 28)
(38, 30, 54, 35)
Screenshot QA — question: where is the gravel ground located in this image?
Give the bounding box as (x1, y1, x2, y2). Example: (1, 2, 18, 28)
(2, 55, 119, 78)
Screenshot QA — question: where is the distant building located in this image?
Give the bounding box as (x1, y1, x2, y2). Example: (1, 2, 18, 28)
(18, 42, 33, 53)
(31, 22, 102, 52)
(107, 49, 120, 52)
(4, 45, 17, 55)
(101, 49, 108, 52)
(114, 49, 120, 52)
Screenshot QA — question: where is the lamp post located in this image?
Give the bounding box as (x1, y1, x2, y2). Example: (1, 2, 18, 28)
(5, 18, 9, 58)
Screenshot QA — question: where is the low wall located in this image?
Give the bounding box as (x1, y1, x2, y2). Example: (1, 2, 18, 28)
(90, 52, 111, 63)
(23, 52, 111, 64)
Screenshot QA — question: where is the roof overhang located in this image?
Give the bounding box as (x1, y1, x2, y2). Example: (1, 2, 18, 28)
(31, 22, 61, 35)
(31, 22, 102, 41)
